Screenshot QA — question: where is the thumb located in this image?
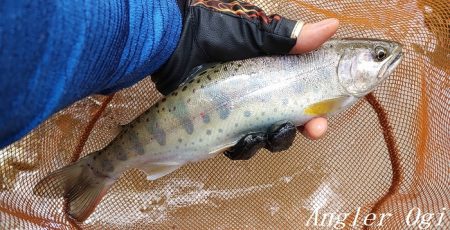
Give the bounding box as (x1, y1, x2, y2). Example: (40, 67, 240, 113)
(290, 18, 340, 54)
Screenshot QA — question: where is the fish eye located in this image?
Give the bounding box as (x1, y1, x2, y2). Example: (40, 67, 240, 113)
(375, 46, 387, 61)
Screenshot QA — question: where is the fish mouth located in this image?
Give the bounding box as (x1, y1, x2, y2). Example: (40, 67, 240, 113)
(384, 45, 403, 78)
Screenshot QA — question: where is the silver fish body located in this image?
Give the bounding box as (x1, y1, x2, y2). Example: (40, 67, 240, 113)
(34, 38, 403, 221)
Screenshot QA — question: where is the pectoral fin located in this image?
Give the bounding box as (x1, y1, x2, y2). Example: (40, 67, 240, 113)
(141, 163, 182, 181)
(304, 96, 353, 116)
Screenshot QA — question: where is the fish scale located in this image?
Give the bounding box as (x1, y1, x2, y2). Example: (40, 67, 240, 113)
(33, 38, 403, 222)
(123, 56, 334, 166)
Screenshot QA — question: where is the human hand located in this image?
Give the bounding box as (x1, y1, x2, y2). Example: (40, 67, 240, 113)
(153, 0, 339, 140)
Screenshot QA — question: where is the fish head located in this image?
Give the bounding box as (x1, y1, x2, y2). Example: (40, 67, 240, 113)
(333, 39, 403, 97)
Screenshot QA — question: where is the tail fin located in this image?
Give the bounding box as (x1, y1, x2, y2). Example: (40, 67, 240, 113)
(33, 159, 114, 222)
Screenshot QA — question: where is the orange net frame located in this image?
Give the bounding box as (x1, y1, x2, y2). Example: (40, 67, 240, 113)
(1, 0, 448, 229)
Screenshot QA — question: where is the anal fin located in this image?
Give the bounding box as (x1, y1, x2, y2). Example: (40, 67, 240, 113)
(140, 162, 182, 181)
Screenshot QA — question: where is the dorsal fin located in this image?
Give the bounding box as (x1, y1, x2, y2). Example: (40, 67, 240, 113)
(180, 63, 219, 86)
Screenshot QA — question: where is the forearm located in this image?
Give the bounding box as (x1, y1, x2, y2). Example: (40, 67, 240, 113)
(0, 0, 182, 148)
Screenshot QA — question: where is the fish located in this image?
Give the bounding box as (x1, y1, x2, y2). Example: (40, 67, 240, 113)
(33, 38, 403, 221)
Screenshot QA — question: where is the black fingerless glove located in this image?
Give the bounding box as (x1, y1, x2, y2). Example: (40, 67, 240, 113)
(152, 0, 303, 95)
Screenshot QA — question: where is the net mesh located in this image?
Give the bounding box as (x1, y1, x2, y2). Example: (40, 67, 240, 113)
(1, 0, 449, 229)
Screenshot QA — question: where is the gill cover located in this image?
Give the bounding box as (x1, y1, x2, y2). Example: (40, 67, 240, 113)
(337, 47, 387, 97)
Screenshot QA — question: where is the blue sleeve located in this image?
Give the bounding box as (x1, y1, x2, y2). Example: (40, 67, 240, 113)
(0, 0, 182, 148)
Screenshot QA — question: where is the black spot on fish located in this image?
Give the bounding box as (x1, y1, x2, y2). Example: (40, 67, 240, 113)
(261, 112, 265, 116)
(202, 114, 210, 123)
(218, 129, 223, 133)
(206, 130, 212, 135)
(172, 92, 178, 96)
(182, 86, 188, 91)
(192, 88, 196, 93)
(172, 100, 194, 136)
(178, 138, 182, 143)
(162, 108, 165, 111)
(128, 131, 145, 154)
(101, 160, 114, 172)
(189, 79, 194, 84)
(197, 79, 201, 83)
(116, 150, 128, 161)
(168, 108, 171, 112)
(214, 69, 219, 73)
(199, 138, 203, 142)
(155, 103, 159, 108)
(235, 123, 238, 127)
(244, 111, 251, 117)
(146, 118, 149, 122)
(200, 84, 204, 88)
(183, 119, 194, 135)
(93, 156, 97, 160)
(147, 122, 166, 146)
(224, 66, 228, 71)
(162, 98, 166, 102)
(234, 68, 239, 71)
(237, 63, 242, 67)
(200, 71, 207, 76)
(207, 75, 211, 80)
(219, 107, 230, 120)
(187, 98, 191, 103)
(208, 90, 232, 119)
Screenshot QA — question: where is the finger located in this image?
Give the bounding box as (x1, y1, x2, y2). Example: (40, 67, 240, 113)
(297, 117, 328, 140)
(289, 18, 339, 54)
